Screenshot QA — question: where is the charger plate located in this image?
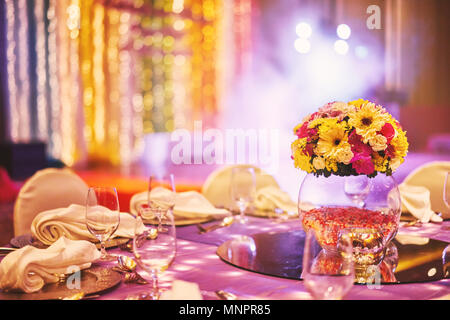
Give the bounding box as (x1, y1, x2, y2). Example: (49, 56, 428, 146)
(217, 230, 450, 284)
(0, 266, 122, 300)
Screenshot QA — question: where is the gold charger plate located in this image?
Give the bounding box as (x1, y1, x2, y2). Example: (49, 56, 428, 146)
(0, 266, 122, 300)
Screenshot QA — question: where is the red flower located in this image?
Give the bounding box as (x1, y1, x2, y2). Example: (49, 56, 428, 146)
(304, 143, 314, 156)
(379, 123, 395, 144)
(385, 144, 396, 158)
(349, 131, 372, 156)
(296, 122, 318, 142)
(351, 153, 375, 175)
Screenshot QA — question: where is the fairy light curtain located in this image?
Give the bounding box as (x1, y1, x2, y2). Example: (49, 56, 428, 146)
(0, 0, 254, 166)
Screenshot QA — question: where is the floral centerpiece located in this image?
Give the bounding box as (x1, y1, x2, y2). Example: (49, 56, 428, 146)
(294, 99, 408, 252)
(291, 99, 408, 178)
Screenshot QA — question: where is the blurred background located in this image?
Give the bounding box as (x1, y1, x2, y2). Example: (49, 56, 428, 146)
(0, 0, 449, 182)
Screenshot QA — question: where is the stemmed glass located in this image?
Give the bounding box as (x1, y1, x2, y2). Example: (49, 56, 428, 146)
(302, 229, 355, 300)
(147, 174, 176, 231)
(133, 206, 177, 300)
(444, 172, 450, 209)
(344, 175, 372, 208)
(230, 167, 256, 224)
(86, 187, 120, 261)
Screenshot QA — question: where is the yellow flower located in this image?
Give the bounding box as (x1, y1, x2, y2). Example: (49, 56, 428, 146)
(389, 157, 402, 171)
(348, 102, 390, 143)
(390, 128, 408, 159)
(335, 146, 354, 164)
(315, 123, 350, 159)
(312, 156, 326, 170)
(291, 138, 313, 173)
(348, 98, 369, 108)
(325, 158, 338, 172)
(369, 134, 388, 151)
(373, 153, 388, 172)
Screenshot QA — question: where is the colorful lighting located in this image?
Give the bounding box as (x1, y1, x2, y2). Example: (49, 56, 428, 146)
(296, 22, 312, 39)
(294, 38, 311, 54)
(336, 24, 351, 40)
(334, 39, 349, 55)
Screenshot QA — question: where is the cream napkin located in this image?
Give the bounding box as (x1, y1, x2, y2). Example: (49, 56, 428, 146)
(399, 183, 443, 223)
(160, 280, 203, 300)
(254, 186, 298, 214)
(31, 204, 144, 245)
(130, 187, 230, 221)
(0, 237, 101, 293)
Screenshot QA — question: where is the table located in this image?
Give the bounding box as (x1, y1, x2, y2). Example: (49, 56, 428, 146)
(98, 217, 450, 300)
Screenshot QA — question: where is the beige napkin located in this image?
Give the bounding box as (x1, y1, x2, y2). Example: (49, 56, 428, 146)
(160, 280, 203, 300)
(254, 186, 297, 214)
(130, 187, 230, 222)
(31, 204, 144, 245)
(0, 237, 101, 293)
(399, 183, 443, 223)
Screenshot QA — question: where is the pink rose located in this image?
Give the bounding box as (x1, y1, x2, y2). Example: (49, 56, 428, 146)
(349, 131, 372, 156)
(351, 153, 375, 175)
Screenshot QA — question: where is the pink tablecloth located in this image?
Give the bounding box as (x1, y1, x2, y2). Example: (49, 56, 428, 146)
(97, 218, 450, 300)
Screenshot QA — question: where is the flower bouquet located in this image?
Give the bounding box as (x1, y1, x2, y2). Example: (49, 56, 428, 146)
(294, 99, 408, 252)
(291, 99, 408, 178)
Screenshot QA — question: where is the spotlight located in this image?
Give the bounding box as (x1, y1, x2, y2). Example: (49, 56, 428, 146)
(334, 40, 349, 55)
(296, 22, 312, 39)
(294, 38, 311, 54)
(336, 24, 351, 40)
(355, 46, 369, 59)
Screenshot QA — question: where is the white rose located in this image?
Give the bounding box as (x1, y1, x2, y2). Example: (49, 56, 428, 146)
(369, 134, 388, 151)
(312, 156, 326, 170)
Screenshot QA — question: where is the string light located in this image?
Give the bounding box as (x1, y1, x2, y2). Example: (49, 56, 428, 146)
(5, 0, 18, 142)
(34, 0, 49, 142)
(47, 0, 62, 158)
(17, 0, 31, 141)
(3, 0, 231, 165)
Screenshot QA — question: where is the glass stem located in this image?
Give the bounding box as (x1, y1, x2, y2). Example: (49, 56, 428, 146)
(150, 269, 160, 299)
(100, 240, 107, 258)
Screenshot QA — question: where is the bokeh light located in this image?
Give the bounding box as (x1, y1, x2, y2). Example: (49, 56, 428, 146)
(336, 24, 351, 40)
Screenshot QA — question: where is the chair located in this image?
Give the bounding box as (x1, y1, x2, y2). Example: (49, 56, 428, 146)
(13, 168, 89, 236)
(402, 161, 450, 219)
(201, 164, 280, 209)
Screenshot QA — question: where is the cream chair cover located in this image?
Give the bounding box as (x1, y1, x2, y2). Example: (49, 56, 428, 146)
(201, 164, 280, 210)
(400, 161, 450, 220)
(13, 168, 89, 237)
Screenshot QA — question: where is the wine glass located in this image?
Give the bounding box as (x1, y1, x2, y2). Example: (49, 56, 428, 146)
(344, 175, 372, 208)
(230, 167, 256, 224)
(444, 172, 450, 209)
(302, 229, 355, 300)
(133, 206, 177, 300)
(147, 173, 176, 231)
(86, 187, 120, 261)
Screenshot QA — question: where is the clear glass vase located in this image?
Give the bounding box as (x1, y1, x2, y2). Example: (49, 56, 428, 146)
(298, 173, 402, 253)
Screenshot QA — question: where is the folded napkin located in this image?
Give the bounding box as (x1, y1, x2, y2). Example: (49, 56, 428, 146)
(0, 237, 101, 293)
(395, 234, 430, 246)
(130, 187, 230, 222)
(160, 280, 203, 300)
(399, 183, 443, 223)
(254, 186, 297, 214)
(31, 204, 144, 245)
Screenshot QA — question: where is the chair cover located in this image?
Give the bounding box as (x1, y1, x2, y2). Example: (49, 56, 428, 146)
(13, 168, 89, 236)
